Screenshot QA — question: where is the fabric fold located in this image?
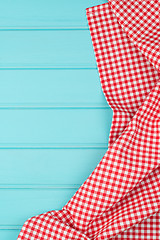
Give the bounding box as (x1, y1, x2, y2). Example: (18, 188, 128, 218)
(86, 2, 160, 147)
(108, 0, 160, 72)
(18, 0, 160, 239)
(18, 210, 89, 240)
(84, 166, 160, 239)
(64, 78, 160, 232)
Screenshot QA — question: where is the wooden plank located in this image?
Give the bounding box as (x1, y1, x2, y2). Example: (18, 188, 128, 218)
(0, 0, 106, 29)
(0, 230, 19, 240)
(0, 189, 80, 225)
(0, 1, 112, 238)
(0, 30, 96, 68)
(0, 70, 107, 107)
(0, 148, 106, 185)
(0, 109, 112, 145)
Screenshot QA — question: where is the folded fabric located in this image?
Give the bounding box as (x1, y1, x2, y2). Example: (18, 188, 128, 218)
(17, 0, 160, 239)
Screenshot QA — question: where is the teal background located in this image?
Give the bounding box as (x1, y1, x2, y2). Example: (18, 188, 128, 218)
(0, 0, 112, 239)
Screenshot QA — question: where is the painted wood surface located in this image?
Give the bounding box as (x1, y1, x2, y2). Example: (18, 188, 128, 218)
(0, 31, 96, 68)
(0, 0, 109, 239)
(0, 70, 108, 107)
(0, 0, 106, 29)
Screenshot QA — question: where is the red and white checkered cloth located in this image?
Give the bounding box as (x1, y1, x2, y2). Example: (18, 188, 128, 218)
(18, 0, 160, 239)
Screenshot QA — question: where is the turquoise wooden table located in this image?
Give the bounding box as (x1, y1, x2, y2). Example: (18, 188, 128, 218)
(0, 0, 112, 239)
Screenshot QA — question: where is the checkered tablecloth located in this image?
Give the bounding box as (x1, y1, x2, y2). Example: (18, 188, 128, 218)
(18, 0, 160, 239)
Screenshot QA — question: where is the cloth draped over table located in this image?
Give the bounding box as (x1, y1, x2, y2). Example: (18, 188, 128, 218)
(18, 0, 160, 239)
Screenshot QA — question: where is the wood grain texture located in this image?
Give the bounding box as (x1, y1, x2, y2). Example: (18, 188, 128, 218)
(0, 188, 79, 225)
(0, 31, 96, 68)
(0, 70, 107, 107)
(0, 0, 110, 238)
(0, 109, 112, 144)
(0, 0, 106, 29)
(0, 149, 107, 185)
(0, 231, 20, 240)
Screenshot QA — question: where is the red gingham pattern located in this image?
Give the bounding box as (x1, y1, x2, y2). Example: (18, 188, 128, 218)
(86, 2, 160, 146)
(84, 166, 160, 239)
(113, 212, 160, 240)
(109, 0, 160, 72)
(18, 210, 89, 240)
(18, 1, 160, 239)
